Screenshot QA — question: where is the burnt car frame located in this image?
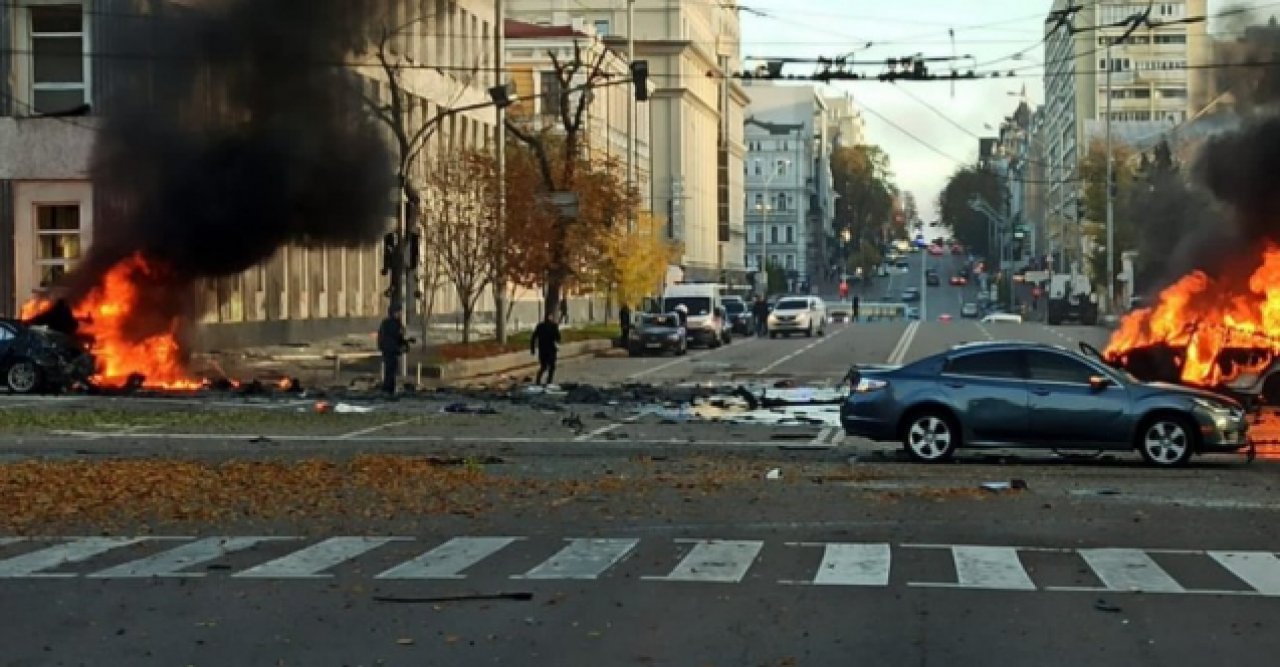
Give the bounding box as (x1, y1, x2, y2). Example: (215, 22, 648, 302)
(627, 313, 688, 356)
(0, 318, 96, 394)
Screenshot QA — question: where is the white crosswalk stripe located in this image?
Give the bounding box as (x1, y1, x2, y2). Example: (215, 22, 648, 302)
(89, 537, 293, 578)
(375, 537, 521, 580)
(1208, 551, 1280, 596)
(515, 538, 639, 580)
(1078, 548, 1185, 593)
(2, 536, 1278, 597)
(643, 539, 763, 583)
(0, 537, 154, 578)
(234, 537, 408, 579)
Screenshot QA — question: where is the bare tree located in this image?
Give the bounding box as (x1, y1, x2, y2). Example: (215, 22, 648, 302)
(426, 151, 496, 343)
(504, 42, 616, 317)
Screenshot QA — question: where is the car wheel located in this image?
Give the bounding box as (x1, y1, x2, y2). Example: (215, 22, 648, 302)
(5, 359, 42, 395)
(806, 325, 813, 338)
(902, 410, 959, 463)
(724, 331, 732, 345)
(1137, 415, 1195, 467)
(770, 332, 777, 339)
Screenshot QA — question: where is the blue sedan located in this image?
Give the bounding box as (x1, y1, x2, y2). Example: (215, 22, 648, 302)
(840, 341, 1250, 466)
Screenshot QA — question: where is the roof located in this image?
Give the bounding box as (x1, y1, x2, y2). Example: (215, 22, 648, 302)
(505, 19, 588, 39)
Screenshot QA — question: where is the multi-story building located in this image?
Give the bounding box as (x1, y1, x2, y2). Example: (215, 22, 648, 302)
(0, 0, 500, 347)
(502, 19, 652, 209)
(506, 0, 749, 284)
(1042, 0, 1208, 270)
(740, 83, 835, 290)
(824, 91, 866, 149)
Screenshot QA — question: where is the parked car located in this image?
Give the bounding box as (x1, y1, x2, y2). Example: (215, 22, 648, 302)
(950, 275, 967, 286)
(960, 302, 980, 318)
(768, 296, 827, 338)
(982, 312, 1023, 324)
(722, 297, 753, 335)
(926, 272, 940, 286)
(627, 313, 687, 356)
(901, 287, 921, 302)
(840, 341, 1249, 467)
(0, 318, 95, 394)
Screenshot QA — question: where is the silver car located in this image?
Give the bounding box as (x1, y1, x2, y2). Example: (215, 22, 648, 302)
(767, 297, 827, 338)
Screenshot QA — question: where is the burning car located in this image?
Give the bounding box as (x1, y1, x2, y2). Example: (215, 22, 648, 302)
(0, 318, 95, 394)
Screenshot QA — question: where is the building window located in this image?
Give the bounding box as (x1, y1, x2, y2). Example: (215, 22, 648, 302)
(35, 204, 80, 287)
(756, 254, 764, 269)
(774, 194, 787, 211)
(753, 193, 764, 209)
(785, 255, 795, 269)
(1160, 87, 1187, 99)
(753, 159, 762, 176)
(785, 226, 794, 244)
(1154, 34, 1186, 44)
(775, 160, 788, 176)
(770, 226, 779, 243)
(540, 70, 563, 117)
(769, 254, 779, 267)
(593, 19, 610, 36)
(29, 4, 87, 114)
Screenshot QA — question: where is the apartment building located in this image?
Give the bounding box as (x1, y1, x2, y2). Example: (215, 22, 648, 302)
(741, 82, 836, 289)
(502, 19, 652, 208)
(1, 0, 499, 346)
(1041, 0, 1208, 269)
(506, 0, 749, 284)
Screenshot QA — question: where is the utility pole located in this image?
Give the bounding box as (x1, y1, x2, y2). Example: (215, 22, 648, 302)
(1104, 33, 1116, 317)
(494, 0, 508, 342)
(626, 0, 636, 232)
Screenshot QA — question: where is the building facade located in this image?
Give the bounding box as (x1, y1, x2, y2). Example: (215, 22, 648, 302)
(740, 82, 836, 290)
(1, 0, 501, 346)
(506, 0, 749, 284)
(1042, 0, 1209, 271)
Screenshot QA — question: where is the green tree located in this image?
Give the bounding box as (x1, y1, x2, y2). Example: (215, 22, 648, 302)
(766, 261, 788, 295)
(831, 145, 895, 261)
(938, 167, 1001, 258)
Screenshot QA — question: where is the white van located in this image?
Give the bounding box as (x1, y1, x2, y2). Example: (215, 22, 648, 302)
(767, 295, 827, 338)
(662, 283, 731, 348)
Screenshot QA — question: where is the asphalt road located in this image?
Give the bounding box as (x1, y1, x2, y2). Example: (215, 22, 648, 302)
(1, 250, 1277, 666)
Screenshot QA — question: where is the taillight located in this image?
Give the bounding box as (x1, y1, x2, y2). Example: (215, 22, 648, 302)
(854, 378, 888, 393)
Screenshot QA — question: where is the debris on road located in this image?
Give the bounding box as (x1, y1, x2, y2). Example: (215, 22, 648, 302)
(765, 468, 782, 480)
(1094, 599, 1123, 613)
(980, 479, 1029, 493)
(333, 402, 374, 414)
(442, 402, 498, 415)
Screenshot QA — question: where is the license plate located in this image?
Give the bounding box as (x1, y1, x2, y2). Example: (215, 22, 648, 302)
(646, 343, 662, 349)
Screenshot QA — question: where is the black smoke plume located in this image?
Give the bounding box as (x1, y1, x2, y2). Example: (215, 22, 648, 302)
(65, 0, 392, 337)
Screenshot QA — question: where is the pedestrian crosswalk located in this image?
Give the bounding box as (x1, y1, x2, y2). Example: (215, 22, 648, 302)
(0, 536, 1278, 597)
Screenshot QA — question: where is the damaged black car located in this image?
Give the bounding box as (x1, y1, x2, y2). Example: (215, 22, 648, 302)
(0, 318, 96, 394)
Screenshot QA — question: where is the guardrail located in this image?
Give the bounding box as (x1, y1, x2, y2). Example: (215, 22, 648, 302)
(829, 301, 908, 321)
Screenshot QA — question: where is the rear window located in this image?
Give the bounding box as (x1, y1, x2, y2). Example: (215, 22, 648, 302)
(663, 297, 711, 315)
(723, 301, 745, 314)
(641, 314, 679, 327)
(774, 299, 809, 310)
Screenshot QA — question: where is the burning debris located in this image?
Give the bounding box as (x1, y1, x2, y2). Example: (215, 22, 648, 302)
(20, 0, 391, 391)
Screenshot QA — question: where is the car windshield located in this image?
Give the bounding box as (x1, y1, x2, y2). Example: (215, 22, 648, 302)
(774, 299, 809, 310)
(723, 301, 745, 314)
(641, 314, 679, 327)
(663, 297, 711, 315)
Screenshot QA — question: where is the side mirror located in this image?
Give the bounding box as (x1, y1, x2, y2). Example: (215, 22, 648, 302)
(1088, 375, 1112, 390)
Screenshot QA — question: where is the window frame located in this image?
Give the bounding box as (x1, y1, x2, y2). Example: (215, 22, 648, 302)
(33, 202, 82, 289)
(1023, 349, 1102, 386)
(942, 349, 1025, 381)
(27, 2, 90, 115)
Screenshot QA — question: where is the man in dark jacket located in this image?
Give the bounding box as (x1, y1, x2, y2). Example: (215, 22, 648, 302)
(377, 303, 407, 395)
(619, 302, 632, 343)
(752, 296, 769, 337)
(530, 313, 561, 385)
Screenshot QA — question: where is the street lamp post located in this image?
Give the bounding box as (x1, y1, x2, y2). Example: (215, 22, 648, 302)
(626, 0, 636, 231)
(1104, 34, 1115, 316)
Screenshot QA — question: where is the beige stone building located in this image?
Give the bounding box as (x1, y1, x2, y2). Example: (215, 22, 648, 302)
(506, 0, 749, 283)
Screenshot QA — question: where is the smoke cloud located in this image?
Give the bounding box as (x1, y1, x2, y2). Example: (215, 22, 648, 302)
(68, 0, 392, 333)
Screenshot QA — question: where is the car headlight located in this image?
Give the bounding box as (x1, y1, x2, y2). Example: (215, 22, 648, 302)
(668, 333, 681, 340)
(1192, 397, 1233, 413)
(854, 378, 888, 393)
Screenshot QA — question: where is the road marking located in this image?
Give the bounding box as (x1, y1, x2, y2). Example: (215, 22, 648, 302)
(626, 338, 756, 380)
(0, 538, 24, 548)
(1079, 548, 1185, 593)
(643, 539, 763, 583)
(886, 321, 920, 365)
(0, 537, 155, 578)
(909, 546, 1036, 591)
(1208, 551, 1280, 596)
(233, 537, 408, 579)
(975, 322, 995, 341)
(89, 537, 293, 578)
(829, 431, 846, 446)
(375, 537, 521, 580)
(810, 427, 835, 446)
(339, 418, 418, 440)
(574, 422, 622, 442)
(514, 538, 639, 580)
(785, 542, 891, 586)
(756, 327, 847, 375)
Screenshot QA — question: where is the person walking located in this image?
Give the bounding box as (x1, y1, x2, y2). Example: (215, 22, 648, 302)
(377, 303, 408, 395)
(852, 295, 860, 323)
(752, 296, 769, 337)
(558, 296, 569, 324)
(530, 313, 561, 385)
(619, 302, 632, 343)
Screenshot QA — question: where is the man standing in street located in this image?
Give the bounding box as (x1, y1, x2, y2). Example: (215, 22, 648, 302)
(852, 295, 860, 323)
(377, 303, 408, 395)
(619, 302, 632, 343)
(752, 296, 769, 337)
(531, 313, 561, 385)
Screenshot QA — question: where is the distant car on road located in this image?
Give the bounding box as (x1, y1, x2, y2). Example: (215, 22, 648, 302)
(722, 297, 753, 335)
(960, 302, 980, 318)
(981, 312, 1023, 324)
(626, 313, 687, 356)
(950, 275, 967, 286)
(906, 306, 921, 320)
(901, 287, 921, 302)
(840, 341, 1250, 467)
(768, 296, 827, 338)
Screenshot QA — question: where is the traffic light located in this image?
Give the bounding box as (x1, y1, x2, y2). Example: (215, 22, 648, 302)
(630, 60, 650, 101)
(381, 232, 397, 276)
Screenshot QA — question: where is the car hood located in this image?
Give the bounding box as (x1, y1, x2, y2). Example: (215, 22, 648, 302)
(771, 309, 810, 316)
(637, 325, 681, 335)
(1135, 381, 1244, 407)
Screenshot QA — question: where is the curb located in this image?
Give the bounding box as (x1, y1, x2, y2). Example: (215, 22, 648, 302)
(422, 339, 616, 381)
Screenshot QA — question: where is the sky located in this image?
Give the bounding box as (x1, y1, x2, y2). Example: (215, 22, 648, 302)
(739, 0, 1272, 222)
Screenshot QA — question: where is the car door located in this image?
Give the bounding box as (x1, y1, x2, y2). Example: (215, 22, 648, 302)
(939, 350, 1029, 443)
(1024, 349, 1128, 446)
(0, 323, 16, 363)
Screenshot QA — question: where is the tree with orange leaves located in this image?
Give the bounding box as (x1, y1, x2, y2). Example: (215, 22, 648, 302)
(597, 211, 680, 309)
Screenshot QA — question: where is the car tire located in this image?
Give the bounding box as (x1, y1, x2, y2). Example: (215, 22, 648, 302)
(901, 410, 959, 463)
(678, 341, 687, 355)
(5, 359, 42, 395)
(724, 331, 732, 345)
(1136, 414, 1196, 467)
(770, 332, 777, 339)
(806, 325, 813, 338)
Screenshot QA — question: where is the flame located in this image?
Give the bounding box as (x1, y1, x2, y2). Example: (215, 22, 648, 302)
(21, 253, 199, 390)
(1106, 245, 1280, 386)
